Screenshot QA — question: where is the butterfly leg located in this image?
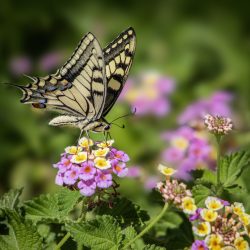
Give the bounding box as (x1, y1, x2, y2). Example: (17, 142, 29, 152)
(77, 129, 84, 145)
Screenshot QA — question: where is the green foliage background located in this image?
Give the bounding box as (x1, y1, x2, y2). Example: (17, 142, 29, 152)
(1, 0, 250, 236)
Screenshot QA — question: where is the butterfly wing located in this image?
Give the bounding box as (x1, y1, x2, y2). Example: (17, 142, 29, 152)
(102, 27, 136, 117)
(18, 32, 106, 125)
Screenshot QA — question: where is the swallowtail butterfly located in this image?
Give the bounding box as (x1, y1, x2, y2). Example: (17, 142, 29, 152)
(15, 27, 136, 133)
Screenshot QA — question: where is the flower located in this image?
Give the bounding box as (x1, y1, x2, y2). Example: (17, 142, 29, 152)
(65, 146, 82, 155)
(161, 126, 216, 180)
(205, 234, 223, 250)
(94, 157, 111, 170)
(97, 140, 114, 148)
(178, 91, 233, 125)
(234, 237, 249, 250)
(189, 208, 202, 221)
(158, 164, 176, 176)
(191, 240, 209, 250)
(10, 56, 32, 75)
(205, 197, 224, 211)
(39, 51, 62, 71)
(112, 161, 128, 177)
(63, 166, 79, 185)
(119, 71, 175, 117)
(182, 197, 197, 214)
(200, 209, 218, 222)
(71, 152, 88, 164)
(232, 202, 245, 216)
(204, 114, 233, 135)
(110, 149, 130, 162)
(78, 179, 96, 196)
(239, 213, 250, 226)
(127, 166, 141, 178)
(193, 222, 211, 237)
(79, 161, 96, 181)
(95, 170, 113, 188)
(53, 138, 130, 197)
(156, 178, 192, 208)
(79, 137, 94, 148)
(93, 148, 110, 157)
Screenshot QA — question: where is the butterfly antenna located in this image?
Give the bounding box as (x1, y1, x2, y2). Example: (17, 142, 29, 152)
(110, 108, 136, 123)
(0, 82, 26, 91)
(112, 123, 125, 129)
(23, 74, 36, 81)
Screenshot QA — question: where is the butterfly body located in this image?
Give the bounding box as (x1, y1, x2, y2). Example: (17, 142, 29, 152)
(15, 28, 136, 133)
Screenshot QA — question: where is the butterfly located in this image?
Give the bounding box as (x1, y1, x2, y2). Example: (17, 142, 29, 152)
(14, 27, 136, 134)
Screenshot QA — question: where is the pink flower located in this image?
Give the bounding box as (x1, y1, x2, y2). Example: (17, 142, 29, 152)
(127, 166, 141, 178)
(191, 240, 208, 250)
(110, 149, 130, 162)
(189, 208, 202, 221)
(79, 161, 96, 180)
(63, 166, 79, 185)
(112, 161, 128, 177)
(78, 179, 96, 196)
(162, 147, 184, 163)
(95, 170, 113, 188)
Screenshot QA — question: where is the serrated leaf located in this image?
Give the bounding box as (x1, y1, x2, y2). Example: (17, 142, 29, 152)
(220, 151, 250, 188)
(66, 215, 122, 250)
(144, 244, 166, 250)
(0, 188, 23, 216)
(198, 169, 216, 185)
(95, 197, 149, 226)
(192, 184, 213, 207)
(24, 187, 81, 223)
(0, 210, 42, 250)
(122, 226, 137, 248)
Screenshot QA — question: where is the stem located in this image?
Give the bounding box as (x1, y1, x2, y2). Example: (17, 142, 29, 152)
(54, 232, 71, 250)
(122, 203, 168, 249)
(216, 135, 222, 186)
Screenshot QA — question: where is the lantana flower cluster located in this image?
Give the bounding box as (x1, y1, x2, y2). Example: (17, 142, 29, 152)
(119, 71, 175, 116)
(161, 126, 216, 180)
(204, 114, 233, 135)
(53, 137, 129, 196)
(156, 164, 197, 214)
(190, 197, 250, 250)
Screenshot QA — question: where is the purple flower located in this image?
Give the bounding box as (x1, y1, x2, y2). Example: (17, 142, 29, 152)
(191, 240, 208, 250)
(110, 149, 130, 162)
(79, 161, 96, 180)
(95, 170, 113, 188)
(9, 56, 32, 75)
(54, 157, 72, 172)
(78, 179, 96, 196)
(112, 161, 128, 177)
(63, 166, 79, 185)
(162, 147, 184, 163)
(188, 139, 211, 160)
(219, 198, 230, 206)
(55, 171, 64, 186)
(127, 166, 141, 178)
(189, 208, 202, 221)
(118, 72, 175, 117)
(178, 91, 233, 125)
(39, 52, 62, 71)
(144, 176, 159, 191)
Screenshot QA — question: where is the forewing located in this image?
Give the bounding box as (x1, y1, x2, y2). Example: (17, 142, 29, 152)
(19, 32, 106, 120)
(102, 27, 136, 116)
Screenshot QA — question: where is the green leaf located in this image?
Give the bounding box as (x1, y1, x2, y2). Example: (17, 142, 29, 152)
(220, 151, 250, 187)
(24, 187, 81, 223)
(95, 197, 149, 226)
(0, 210, 42, 250)
(0, 188, 23, 216)
(144, 245, 166, 250)
(192, 184, 213, 207)
(197, 169, 216, 186)
(66, 215, 122, 250)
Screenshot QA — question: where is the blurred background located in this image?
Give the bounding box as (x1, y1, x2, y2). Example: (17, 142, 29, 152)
(1, 0, 250, 237)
